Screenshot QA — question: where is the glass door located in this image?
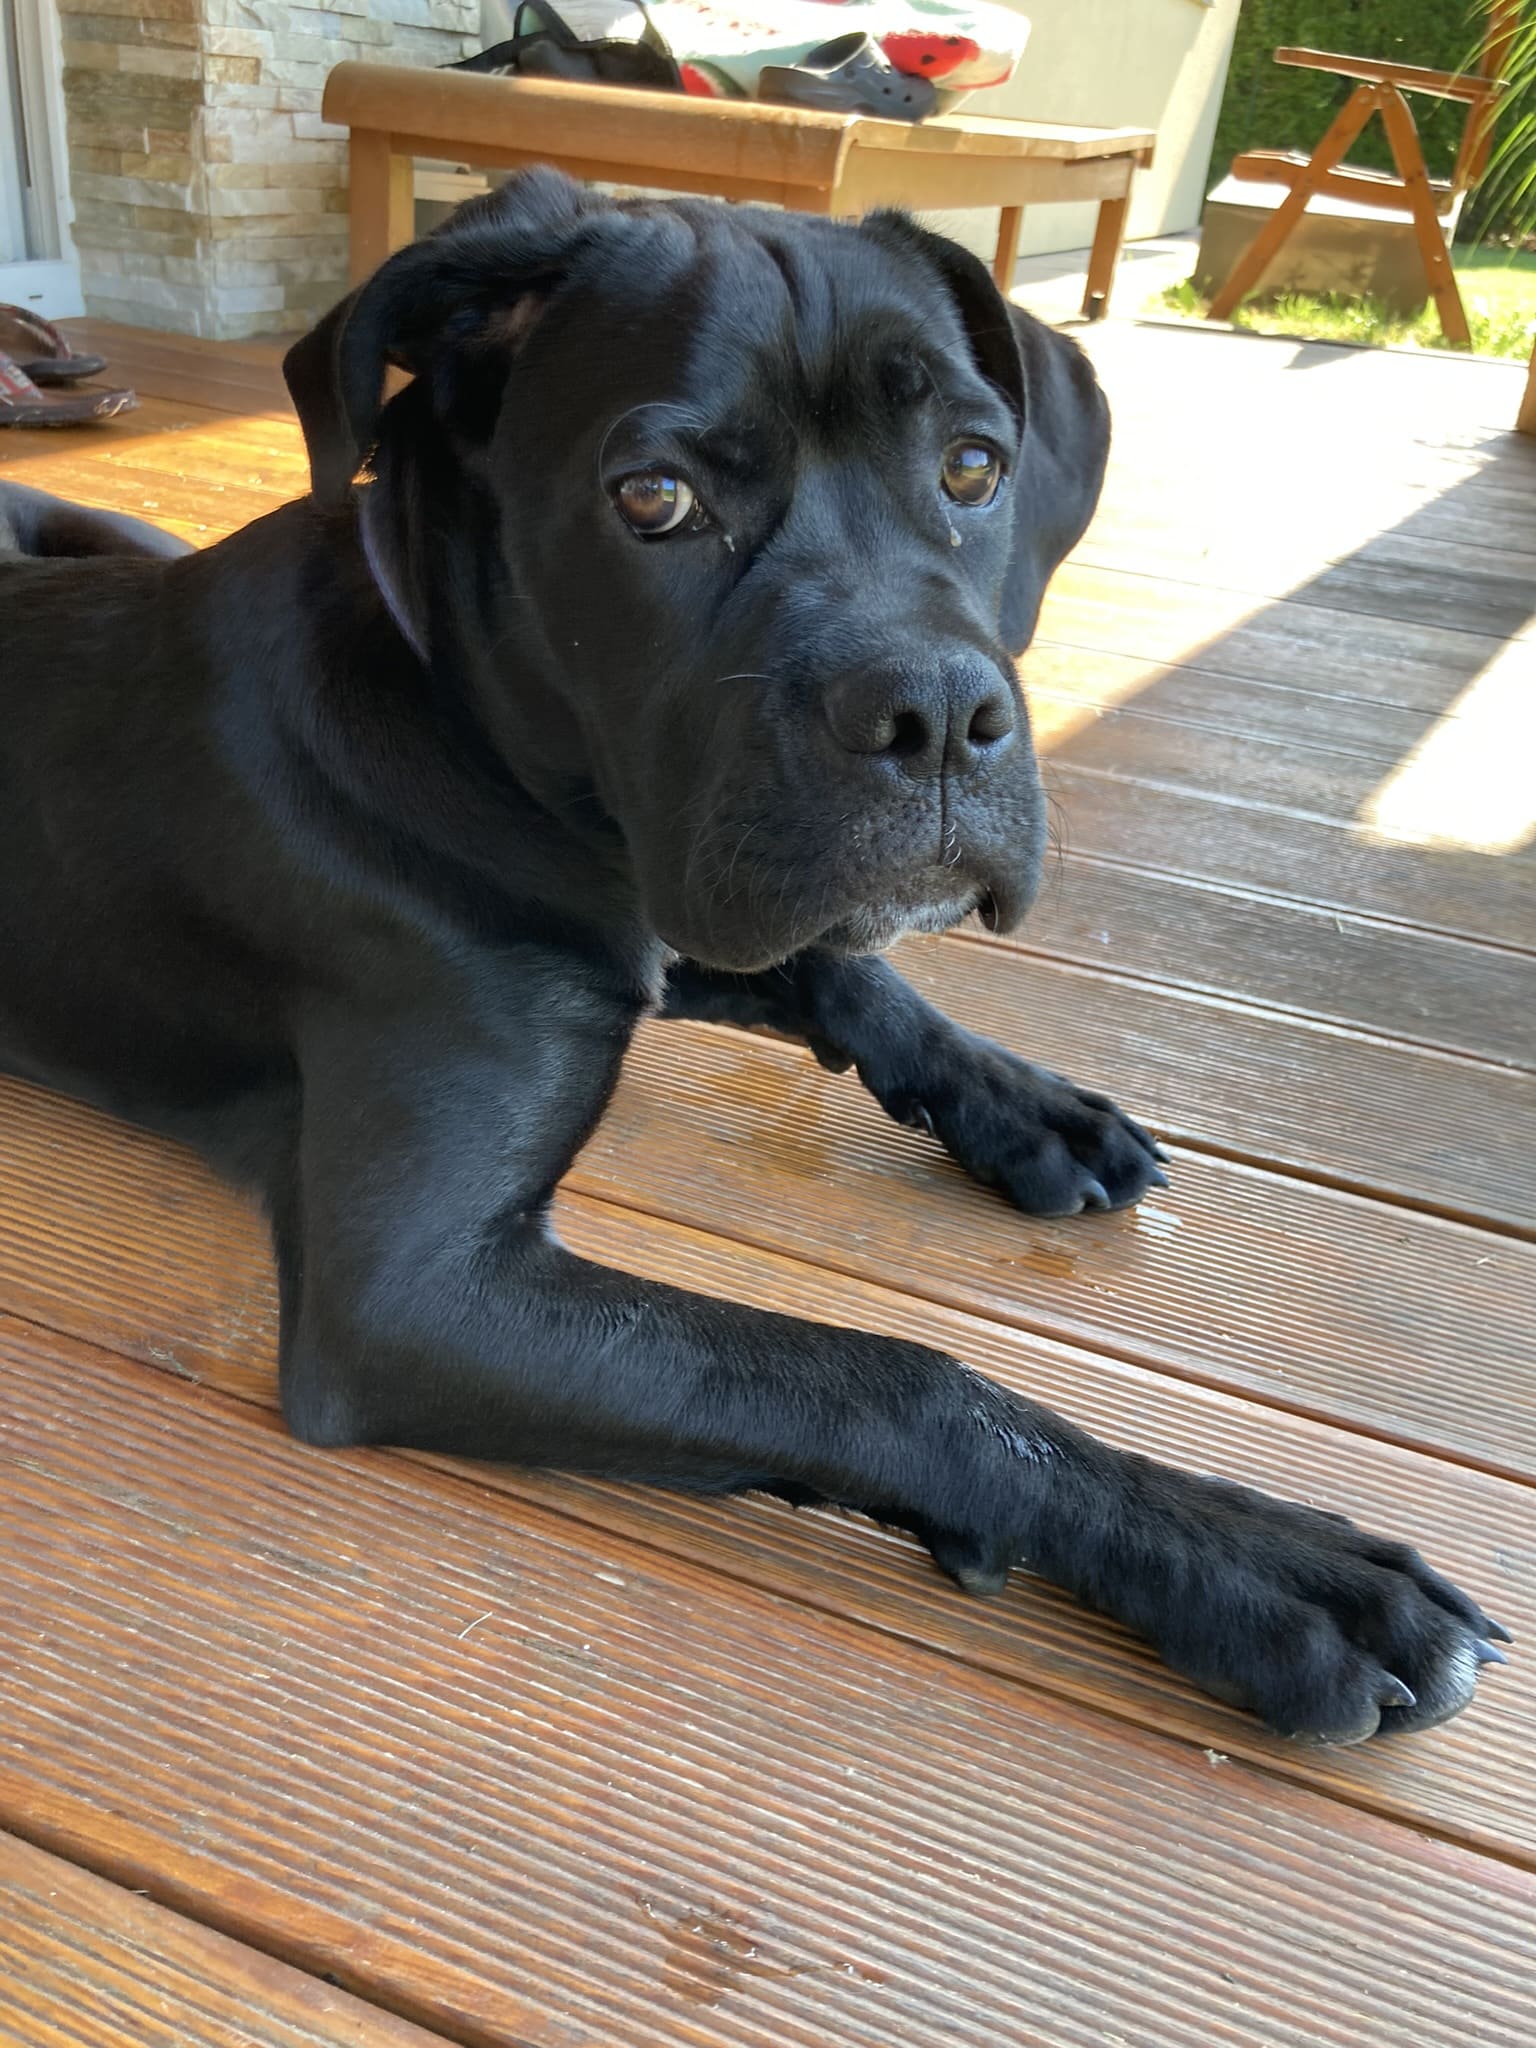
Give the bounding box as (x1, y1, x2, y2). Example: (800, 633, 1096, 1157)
(0, 0, 82, 317)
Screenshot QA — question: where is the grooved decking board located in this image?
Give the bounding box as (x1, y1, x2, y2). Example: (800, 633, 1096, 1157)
(0, 1076, 1532, 1846)
(1078, 498, 1536, 594)
(587, 1028, 1536, 1472)
(0, 1831, 450, 2048)
(1037, 564, 1520, 715)
(1013, 859, 1535, 1071)
(1073, 507, 1536, 638)
(894, 932, 1536, 1229)
(1023, 643, 1442, 759)
(3, 1045, 1533, 1476)
(1042, 698, 1536, 849)
(0, 405, 305, 545)
(532, 1196, 1536, 1856)
(68, 320, 293, 415)
(2, 1319, 1532, 2048)
(1041, 767, 1536, 948)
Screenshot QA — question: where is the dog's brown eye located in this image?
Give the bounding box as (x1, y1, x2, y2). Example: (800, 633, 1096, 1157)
(615, 471, 697, 536)
(941, 442, 1001, 508)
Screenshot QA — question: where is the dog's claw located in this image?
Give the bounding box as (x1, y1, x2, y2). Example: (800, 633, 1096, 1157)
(1485, 1618, 1515, 1644)
(1379, 1674, 1417, 1709)
(1148, 1166, 1170, 1190)
(1080, 1179, 1111, 1211)
(1476, 1641, 1509, 1667)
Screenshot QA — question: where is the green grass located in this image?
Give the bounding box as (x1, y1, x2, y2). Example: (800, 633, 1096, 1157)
(1153, 248, 1536, 360)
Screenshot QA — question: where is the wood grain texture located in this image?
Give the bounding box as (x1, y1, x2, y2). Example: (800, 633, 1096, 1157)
(0, 400, 305, 545)
(0, 1832, 450, 2048)
(1039, 766, 1536, 948)
(1036, 563, 1522, 712)
(64, 321, 294, 416)
(3, 989, 1533, 1474)
(3, 1064, 1536, 1851)
(895, 932, 1536, 1229)
(1072, 520, 1536, 638)
(1024, 640, 1455, 758)
(583, 1028, 1536, 1469)
(1042, 698, 1536, 842)
(0, 1080, 1531, 1852)
(1, 1318, 1532, 2048)
(1011, 857, 1535, 1070)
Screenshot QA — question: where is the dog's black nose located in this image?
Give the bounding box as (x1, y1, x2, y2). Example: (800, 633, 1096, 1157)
(824, 657, 1017, 776)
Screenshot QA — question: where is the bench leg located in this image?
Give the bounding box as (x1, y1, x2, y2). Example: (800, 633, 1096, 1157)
(992, 206, 1024, 292)
(348, 131, 415, 285)
(1519, 335, 1536, 437)
(1081, 192, 1128, 320)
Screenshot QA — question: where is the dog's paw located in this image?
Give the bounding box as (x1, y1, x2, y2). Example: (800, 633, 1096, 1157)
(1140, 1474, 1511, 1744)
(883, 1041, 1167, 1217)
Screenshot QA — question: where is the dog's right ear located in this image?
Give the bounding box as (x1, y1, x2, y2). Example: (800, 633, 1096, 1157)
(283, 167, 598, 507)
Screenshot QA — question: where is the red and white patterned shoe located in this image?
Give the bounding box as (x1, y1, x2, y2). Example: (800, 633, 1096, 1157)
(0, 352, 138, 428)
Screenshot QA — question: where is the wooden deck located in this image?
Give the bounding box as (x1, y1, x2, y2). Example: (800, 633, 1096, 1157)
(1, 313, 1533, 2046)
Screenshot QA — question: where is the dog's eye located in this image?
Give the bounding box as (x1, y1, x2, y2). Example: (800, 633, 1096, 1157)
(614, 471, 699, 537)
(941, 442, 1002, 508)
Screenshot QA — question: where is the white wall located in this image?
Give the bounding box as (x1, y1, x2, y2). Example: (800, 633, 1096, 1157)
(924, 0, 1242, 259)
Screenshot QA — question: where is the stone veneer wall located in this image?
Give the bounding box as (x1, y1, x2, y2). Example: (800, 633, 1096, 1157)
(58, 1, 479, 339)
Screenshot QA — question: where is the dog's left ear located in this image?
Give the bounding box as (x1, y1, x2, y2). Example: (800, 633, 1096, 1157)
(283, 167, 597, 506)
(862, 210, 1026, 432)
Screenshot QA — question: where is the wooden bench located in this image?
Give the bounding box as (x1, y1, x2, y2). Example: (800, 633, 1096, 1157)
(322, 62, 1154, 313)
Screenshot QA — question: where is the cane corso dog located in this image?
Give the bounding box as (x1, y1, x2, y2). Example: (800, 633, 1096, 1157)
(0, 172, 1507, 1742)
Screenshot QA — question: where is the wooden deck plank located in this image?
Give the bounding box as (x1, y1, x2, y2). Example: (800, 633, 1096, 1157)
(1040, 767, 1536, 948)
(1, 1317, 1531, 2048)
(1024, 643, 1449, 759)
(1038, 564, 1519, 718)
(0, 401, 306, 544)
(1079, 504, 1536, 608)
(0, 1075, 1532, 1862)
(1042, 691, 1536, 849)
(0, 1832, 450, 2048)
(585, 1029, 1536, 1472)
(1074, 484, 1536, 636)
(898, 933, 1536, 1229)
(64, 319, 292, 414)
(1016, 859, 1534, 1070)
(4, 1011, 1533, 1477)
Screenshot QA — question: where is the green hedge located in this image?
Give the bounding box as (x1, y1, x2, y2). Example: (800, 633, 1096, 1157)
(1209, 2, 1486, 193)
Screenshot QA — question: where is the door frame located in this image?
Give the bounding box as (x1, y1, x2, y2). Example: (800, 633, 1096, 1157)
(0, 0, 82, 317)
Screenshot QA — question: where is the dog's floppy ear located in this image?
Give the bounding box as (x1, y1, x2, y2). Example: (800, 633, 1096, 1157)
(862, 210, 1027, 432)
(283, 167, 597, 507)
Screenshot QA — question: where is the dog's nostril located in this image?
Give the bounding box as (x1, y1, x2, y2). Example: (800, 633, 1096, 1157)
(968, 694, 1015, 748)
(888, 709, 931, 760)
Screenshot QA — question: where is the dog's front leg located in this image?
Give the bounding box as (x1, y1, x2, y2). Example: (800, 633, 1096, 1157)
(664, 952, 1166, 1217)
(274, 969, 1505, 1742)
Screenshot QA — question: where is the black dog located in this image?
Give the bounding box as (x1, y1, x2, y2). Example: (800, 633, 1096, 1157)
(0, 173, 1506, 1742)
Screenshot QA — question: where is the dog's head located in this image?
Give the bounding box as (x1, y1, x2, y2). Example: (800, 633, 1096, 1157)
(284, 171, 1108, 972)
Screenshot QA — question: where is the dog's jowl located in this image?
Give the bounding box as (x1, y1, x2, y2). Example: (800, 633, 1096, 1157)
(0, 172, 1508, 1742)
